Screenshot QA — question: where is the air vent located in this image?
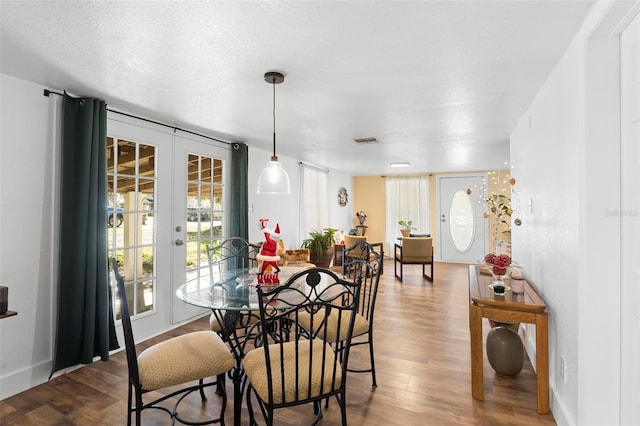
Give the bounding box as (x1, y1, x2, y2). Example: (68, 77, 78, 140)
(354, 137, 378, 144)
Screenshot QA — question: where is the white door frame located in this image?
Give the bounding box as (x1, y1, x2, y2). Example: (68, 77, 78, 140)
(619, 9, 640, 425)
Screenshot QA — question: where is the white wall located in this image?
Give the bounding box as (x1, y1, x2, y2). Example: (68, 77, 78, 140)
(248, 149, 352, 248)
(0, 74, 56, 399)
(510, 1, 638, 424)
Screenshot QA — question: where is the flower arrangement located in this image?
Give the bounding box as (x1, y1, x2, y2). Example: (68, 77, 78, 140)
(480, 173, 522, 256)
(484, 193, 512, 254)
(356, 211, 366, 226)
(484, 253, 512, 277)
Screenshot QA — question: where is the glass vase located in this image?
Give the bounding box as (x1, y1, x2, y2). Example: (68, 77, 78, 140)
(488, 265, 509, 294)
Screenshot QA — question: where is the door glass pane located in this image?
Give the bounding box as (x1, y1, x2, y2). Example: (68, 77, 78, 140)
(186, 153, 224, 280)
(108, 137, 158, 319)
(449, 190, 475, 253)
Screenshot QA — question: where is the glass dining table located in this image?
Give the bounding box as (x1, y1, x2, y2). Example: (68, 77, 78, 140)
(176, 264, 315, 426)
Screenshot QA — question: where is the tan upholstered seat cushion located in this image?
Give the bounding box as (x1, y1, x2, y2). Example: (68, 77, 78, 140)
(298, 309, 368, 342)
(243, 339, 341, 404)
(210, 312, 224, 332)
(396, 254, 433, 263)
(137, 330, 234, 391)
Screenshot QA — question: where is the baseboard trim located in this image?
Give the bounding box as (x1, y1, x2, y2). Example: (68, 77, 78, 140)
(551, 384, 575, 426)
(0, 359, 52, 400)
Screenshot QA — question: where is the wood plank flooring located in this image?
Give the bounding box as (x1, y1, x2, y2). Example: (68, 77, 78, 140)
(0, 261, 557, 425)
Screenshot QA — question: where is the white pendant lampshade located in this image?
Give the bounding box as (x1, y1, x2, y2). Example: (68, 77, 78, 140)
(257, 160, 291, 194)
(257, 71, 291, 195)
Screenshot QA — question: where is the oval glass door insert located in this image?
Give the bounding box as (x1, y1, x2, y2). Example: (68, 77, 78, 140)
(449, 190, 475, 253)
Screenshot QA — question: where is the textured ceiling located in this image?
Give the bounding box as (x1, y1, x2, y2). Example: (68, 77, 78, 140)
(0, 1, 593, 176)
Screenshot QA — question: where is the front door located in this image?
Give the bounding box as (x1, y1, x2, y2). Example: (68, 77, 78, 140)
(437, 174, 488, 263)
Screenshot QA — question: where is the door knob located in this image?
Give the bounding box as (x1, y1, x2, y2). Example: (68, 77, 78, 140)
(174, 239, 184, 246)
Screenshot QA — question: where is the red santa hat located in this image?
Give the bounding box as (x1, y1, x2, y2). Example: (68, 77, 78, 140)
(272, 223, 280, 236)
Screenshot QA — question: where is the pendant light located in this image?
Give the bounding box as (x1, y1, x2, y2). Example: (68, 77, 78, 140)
(257, 71, 291, 194)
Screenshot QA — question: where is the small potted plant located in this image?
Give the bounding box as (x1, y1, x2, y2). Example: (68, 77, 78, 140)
(301, 228, 339, 268)
(398, 220, 416, 237)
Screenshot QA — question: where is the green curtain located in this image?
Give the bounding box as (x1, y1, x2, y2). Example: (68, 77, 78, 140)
(230, 142, 249, 239)
(51, 94, 118, 375)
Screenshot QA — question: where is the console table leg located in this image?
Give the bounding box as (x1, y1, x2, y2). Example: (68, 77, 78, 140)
(536, 312, 550, 414)
(470, 304, 484, 400)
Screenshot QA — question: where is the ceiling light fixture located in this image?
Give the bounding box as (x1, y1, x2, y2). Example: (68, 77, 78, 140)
(257, 71, 291, 195)
(389, 162, 410, 168)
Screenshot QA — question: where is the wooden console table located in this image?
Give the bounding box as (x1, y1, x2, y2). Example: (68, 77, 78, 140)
(468, 264, 549, 414)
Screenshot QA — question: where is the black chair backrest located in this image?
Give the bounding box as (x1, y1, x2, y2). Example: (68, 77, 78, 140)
(111, 259, 141, 388)
(342, 241, 382, 322)
(207, 237, 260, 276)
(255, 268, 360, 403)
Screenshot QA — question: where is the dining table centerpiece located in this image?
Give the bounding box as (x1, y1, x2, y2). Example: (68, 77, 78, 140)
(257, 219, 281, 284)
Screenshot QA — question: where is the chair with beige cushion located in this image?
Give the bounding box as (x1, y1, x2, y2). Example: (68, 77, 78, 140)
(343, 234, 384, 274)
(342, 235, 367, 258)
(243, 268, 361, 425)
(394, 237, 434, 282)
(332, 243, 382, 386)
(112, 260, 234, 425)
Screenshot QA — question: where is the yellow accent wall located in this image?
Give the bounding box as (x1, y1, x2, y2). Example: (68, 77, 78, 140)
(352, 176, 386, 245)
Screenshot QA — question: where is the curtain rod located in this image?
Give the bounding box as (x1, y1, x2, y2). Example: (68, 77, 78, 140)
(44, 89, 86, 105)
(299, 161, 330, 173)
(44, 89, 233, 147)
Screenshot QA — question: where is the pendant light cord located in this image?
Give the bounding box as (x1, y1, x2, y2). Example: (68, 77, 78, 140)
(272, 81, 277, 160)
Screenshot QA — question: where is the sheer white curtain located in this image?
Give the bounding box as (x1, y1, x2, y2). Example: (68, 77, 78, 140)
(384, 176, 430, 247)
(297, 164, 329, 247)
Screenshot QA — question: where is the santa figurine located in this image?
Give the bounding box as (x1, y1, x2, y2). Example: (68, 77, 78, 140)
(256, 219, 281, 284)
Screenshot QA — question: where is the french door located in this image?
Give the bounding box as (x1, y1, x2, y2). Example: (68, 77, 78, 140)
(108, 115, 230, 338)
(437, 174, 488, 263)
(172, 135, 230, 324)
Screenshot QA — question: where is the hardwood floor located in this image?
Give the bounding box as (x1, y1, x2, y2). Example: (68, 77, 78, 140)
(0, 261, 556, 425)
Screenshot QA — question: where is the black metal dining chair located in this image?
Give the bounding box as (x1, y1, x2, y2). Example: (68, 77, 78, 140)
(338, 241, 382, 386)
(242, 268, 361, 426)
(206, 237, 261, 334)
(112, 259, 234, 425)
